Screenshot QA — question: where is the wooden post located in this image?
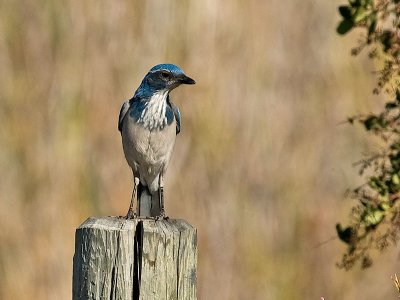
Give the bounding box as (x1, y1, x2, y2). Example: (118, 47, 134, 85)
(72, 217, 197, 300)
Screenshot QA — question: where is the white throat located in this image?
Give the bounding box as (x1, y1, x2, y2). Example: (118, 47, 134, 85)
(138, 90, 169, 130)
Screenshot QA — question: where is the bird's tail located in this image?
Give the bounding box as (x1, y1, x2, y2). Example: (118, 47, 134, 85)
(137, 183, 160, 217)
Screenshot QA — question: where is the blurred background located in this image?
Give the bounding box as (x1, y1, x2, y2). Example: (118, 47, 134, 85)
(0, 0, 399, 299)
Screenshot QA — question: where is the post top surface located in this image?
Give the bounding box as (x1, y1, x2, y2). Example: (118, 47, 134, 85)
(77, 216, 196, 232)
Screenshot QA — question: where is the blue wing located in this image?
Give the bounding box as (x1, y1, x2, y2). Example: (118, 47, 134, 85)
(168, 99, 181, 135)
(118, 100, 131, 132)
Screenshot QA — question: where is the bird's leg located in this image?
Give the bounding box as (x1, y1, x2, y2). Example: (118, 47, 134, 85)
(158, 175, 168, 220)
(126, 177, 139, 219)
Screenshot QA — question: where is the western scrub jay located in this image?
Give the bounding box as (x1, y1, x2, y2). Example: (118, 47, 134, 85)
(118, 64, 195, 218)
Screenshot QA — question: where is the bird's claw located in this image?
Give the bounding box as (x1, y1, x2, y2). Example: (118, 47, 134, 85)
(152, 213, 169, 221)
(125, 209, 137, 220)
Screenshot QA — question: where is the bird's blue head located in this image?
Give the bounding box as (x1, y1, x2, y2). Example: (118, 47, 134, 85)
(135, 64, 195, 98)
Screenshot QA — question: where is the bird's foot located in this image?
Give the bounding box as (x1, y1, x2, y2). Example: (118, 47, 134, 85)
(154, 212, 169, 221)
(125, 209, 137, 220)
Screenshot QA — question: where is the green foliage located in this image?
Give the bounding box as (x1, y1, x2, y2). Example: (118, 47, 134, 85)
(337, 0, 400, 269)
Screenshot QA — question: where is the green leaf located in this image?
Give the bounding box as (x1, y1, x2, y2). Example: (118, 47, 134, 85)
(377, 115, 387, 127)
(393, 174, 400, 185)
(385, 101, 398, 109)
(363, 116, 378, 130)
(339, 6, 352, 19)
(380, 30, 393, 52)
(336, 224, 356, 244)
(354, 8, 370, 23)
(363, 209, 385, 227)
(368, 14, 377, 37)
(368, 176, 388, 195)
(396, 89, 400, 101)
(390, 154, 400, 169)
(369, 177, 378, 189)
(378, 193, 389, 203)
(337, 19, 354, 35)
(379, 202, 390, 211)
(349, 0, 361, 8)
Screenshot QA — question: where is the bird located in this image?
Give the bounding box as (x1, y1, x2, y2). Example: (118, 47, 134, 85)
(118, 64, 195, 219)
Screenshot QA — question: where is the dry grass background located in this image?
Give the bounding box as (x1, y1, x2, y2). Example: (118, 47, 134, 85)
(1, 0, 399, 299)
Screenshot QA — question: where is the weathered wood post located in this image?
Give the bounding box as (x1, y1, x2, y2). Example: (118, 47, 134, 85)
(72, 217, 197, 300)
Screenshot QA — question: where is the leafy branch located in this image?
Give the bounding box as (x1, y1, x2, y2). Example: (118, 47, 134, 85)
(336, 0, 400, 269)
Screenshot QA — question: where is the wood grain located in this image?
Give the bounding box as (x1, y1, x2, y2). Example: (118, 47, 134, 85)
(73, 217, 197, 300)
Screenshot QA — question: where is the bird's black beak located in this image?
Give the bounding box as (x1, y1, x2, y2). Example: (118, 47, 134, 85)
(179, 74, 196, 85)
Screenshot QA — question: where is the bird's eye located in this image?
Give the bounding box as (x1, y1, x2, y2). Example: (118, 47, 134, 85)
(160, 71, 171, 80)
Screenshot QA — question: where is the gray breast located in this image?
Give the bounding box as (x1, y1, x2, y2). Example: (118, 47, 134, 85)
(121, 100, 177, 192)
